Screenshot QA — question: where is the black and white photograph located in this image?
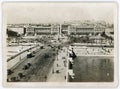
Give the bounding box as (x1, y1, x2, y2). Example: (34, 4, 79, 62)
(2, 1, 118, 87)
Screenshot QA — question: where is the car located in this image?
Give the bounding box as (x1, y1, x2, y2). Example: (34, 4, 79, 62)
(7, 69, 13, 75)
(27, 51, 34, 58)
(40, 46, 44, 49)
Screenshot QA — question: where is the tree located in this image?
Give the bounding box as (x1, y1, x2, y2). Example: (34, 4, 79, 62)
(7, 29, 18, 37)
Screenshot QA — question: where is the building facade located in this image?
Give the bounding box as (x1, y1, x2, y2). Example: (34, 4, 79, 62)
(69, 24, 105, 35)
(7, 22, 106, 37)
(25, 24, 60, 36)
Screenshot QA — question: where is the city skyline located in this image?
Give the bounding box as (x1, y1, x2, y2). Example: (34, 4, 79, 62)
(3, 2, 116, 24)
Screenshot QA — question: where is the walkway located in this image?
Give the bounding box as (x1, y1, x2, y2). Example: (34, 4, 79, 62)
(47, 47, 68, 82)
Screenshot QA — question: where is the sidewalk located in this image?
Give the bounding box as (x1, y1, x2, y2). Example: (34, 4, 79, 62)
(47, 47, 67, 82)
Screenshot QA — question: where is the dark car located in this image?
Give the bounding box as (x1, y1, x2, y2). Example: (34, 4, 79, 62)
(27, 52, 34, 58)
(7, 69, 13, 75)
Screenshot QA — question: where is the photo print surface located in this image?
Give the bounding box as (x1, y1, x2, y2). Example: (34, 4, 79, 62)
(2, 2, 118, 87)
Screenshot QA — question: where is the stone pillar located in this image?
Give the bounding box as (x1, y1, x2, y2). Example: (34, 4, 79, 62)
(68, 26, 70, 35)
(51, 24, 53, 35)
(59, 24, 62, 37)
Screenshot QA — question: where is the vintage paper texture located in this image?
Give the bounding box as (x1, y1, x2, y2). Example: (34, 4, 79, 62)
(2, 1, 118, 88)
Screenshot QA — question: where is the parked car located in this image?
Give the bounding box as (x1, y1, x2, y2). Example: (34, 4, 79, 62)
(7, 69, 13, 75)
(27, 51, 34, 58)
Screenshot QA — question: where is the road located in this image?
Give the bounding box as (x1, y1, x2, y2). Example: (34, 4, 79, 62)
(7, 45, 58, 82)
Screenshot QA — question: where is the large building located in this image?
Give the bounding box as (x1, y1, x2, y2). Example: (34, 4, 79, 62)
(60, 22, 106, 36)
(75, 25, 94, 35)
(7, 21, 107, 37)
(51, 24, 60, 35)
(34, 26, 51, 35)
(68, 24, 105, 35)
(26, 26, 35, 36)
(25, 24, 60, 36)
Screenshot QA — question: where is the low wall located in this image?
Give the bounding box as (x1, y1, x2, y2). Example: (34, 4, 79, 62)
(7, 45, 40, 69)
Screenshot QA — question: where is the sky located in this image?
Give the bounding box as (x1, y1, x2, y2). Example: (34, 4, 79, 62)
(3, 2, 117, 24)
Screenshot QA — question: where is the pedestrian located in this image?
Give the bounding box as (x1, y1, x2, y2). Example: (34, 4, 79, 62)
(44, 75, 47, 79)
(27, 63, 31, 67)
(64, 76, 66, 79)
(57, 64, 59, 67)
(52, 68, 54, 74)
